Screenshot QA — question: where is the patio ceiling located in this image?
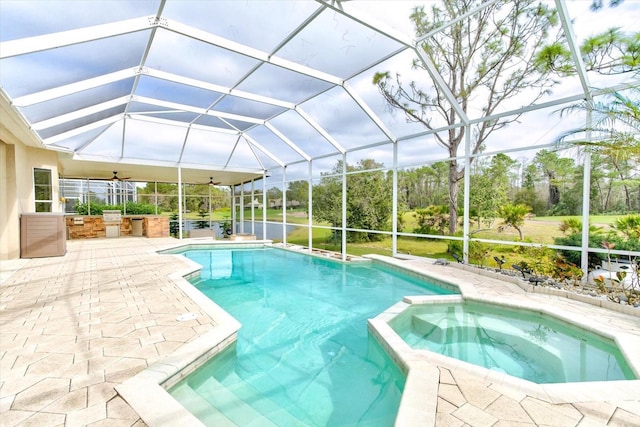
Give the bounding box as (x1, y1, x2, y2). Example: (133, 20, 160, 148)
(0, 0, 637, 185)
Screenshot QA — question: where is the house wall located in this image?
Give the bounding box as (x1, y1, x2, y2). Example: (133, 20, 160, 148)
(0, 141, 19, 259)
(0, 140, 61, 260)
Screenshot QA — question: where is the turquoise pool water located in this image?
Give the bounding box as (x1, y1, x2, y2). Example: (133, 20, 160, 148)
(168, 247, 457, 426)
(390, 301, 636, 384)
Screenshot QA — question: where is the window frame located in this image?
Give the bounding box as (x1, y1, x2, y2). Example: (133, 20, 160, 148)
(34, 168, 53, 213)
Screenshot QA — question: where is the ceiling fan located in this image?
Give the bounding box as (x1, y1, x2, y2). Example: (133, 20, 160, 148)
(207, 177, 221, 186)
(110, 171, 131, 181)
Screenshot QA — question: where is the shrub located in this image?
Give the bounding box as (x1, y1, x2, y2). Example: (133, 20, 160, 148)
(468, 241, 491, 266)
(447, 235, 463, 257)
(169, 213, 180, 237)
(414, 205, 449, 235)
(74, 201, 156, 215)
(555, 232, 640, 268)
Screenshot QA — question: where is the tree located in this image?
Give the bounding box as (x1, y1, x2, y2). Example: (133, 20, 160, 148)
(374, 0, 561, 233)
(589, 0, 625, 11)
(536, 27, 639, 76)
(138, 182, 178, 212)
(312, 170, 342, 233)
(514, 163, 546, 214)
(541, 20, 639, 212)
(398, 162, 448, 209)
(346, 160, 393, 241)
(286, 180, 309, 210)
(531, 150, 577, 212)
(413, 205, 449, 235)
(613, 214, 640, 240)
(498, 203, 531, 241)
(469, 154, 519, 229)
(137, 182, 230, 213)
(266, 187, 283, 208)
(555, 88, 640, 212)
(313, 159, 392, 242)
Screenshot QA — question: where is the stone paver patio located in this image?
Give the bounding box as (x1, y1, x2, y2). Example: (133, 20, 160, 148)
(1, 237, 639, 426)
(1, 238, 216, 426)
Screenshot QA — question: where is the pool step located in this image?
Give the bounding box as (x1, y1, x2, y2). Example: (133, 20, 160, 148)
(411, 316, 445, 343)
(196, 375, 310, 427)
(170, 382, 236, 427)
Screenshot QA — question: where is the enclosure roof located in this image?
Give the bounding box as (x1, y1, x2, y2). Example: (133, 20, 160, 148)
(1, 0, 638, 185)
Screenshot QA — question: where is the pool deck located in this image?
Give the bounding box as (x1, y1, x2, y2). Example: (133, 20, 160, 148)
(1, 237, 639, 426)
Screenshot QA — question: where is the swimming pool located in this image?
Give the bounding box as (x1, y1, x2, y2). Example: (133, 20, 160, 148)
(167, 247, 457, 426)
(389, 300, 636, 384)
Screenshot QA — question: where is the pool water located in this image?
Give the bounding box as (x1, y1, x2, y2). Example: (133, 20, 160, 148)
(168, 247, 457, 426)
(390, 301, 636, 384)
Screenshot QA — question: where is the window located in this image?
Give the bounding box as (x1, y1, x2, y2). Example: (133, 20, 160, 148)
(34, 168, 52, 212)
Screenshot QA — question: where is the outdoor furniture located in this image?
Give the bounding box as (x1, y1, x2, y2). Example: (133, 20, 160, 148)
(494, 256, 506, 269)
(452, 253, 464, 263)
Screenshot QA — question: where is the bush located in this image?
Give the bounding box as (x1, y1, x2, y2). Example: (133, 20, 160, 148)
(195, 210, 208, 229)
(554, 233, 604, 268)
(468, 241, 491, 266)
(74, 201, 157, 215)
(169, 213, 180, 237)
(414, 205, 449, 235)
(75, 201, 105, 215)
(447, 235, 463, 257)
(555, 232, 640, 268)
(120, 202, 157, 215)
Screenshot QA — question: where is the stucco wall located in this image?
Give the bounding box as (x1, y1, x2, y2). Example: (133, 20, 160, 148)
(0, 142, 19, 259)
(0, 140, 60, 260)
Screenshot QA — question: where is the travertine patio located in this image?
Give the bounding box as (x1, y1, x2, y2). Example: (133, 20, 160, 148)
(1, 238, 639, 426)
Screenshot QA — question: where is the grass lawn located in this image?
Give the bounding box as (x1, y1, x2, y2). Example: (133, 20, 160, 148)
(174, 210, 630, 271)
(279, 213, 633, 272)
(465, 214, 626, 245)
(285, 226, 452, 258)
(532, 215, 621, 226)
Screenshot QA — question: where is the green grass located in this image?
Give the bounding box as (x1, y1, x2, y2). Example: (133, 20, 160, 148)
(279, 212, 632, 275)
(532, 215, 622, 225)
(286, 226, 450, 259)
(174, 210, 632, 272)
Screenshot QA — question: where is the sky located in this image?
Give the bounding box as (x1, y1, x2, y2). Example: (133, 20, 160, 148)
(0, 0, 638, 184)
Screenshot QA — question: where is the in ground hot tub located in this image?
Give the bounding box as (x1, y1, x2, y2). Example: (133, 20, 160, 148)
(388, 300, 636, 384)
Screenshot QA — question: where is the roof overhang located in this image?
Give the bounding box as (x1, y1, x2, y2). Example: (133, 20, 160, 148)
(56, 154, 264, 185)
(0, 89, 43, 148)
(2, 88, 264, 186)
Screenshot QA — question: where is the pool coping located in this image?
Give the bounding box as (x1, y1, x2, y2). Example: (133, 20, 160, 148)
(364, 255, 640, 426)
(117, 240, 271, 427)
(369, 296, 640, 422)
(116, 244, 640, 426)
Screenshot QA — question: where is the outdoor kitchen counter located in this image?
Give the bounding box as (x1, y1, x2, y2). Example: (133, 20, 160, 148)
(64, 215, 169, 239)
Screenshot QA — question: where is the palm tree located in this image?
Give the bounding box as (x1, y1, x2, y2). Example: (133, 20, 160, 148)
(498, 203, 531, 241)
(557, 88, 639, 148)
(556, 87, 640, 211)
